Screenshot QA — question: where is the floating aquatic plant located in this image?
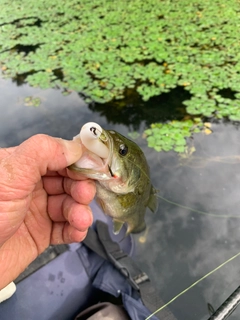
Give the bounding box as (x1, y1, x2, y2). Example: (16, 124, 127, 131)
(1, 0, 240, 152)
(144, 119, 203, 153)
(24, 96, 41, 107)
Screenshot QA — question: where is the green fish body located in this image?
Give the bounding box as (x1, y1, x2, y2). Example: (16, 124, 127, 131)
(69, 128, 157, 234)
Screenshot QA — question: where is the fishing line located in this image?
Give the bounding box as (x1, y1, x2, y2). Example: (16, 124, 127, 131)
(126, 150, 240, 319)
(157, 194, 240, 219)
(145, 251, 240, 320)
(127, 154, 240, 219)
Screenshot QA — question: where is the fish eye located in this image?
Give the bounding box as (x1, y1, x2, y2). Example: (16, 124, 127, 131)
(119, 144, 128, 156)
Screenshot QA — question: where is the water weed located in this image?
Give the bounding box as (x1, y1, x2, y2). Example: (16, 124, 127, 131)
(1, 0, 240, 151)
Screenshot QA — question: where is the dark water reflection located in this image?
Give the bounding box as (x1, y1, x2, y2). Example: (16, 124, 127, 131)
(1, 77, 240, 320)
(88, 86, 191, 130)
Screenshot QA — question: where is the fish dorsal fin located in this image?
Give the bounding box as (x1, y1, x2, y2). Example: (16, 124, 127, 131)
(147, 186, 158, 213)
(113, 220, 124, 234)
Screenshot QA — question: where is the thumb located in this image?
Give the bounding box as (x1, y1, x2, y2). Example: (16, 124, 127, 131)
(17, 134, 82, 173)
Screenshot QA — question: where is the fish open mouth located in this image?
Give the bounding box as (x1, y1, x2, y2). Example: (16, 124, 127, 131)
(69, 129, 114, 180)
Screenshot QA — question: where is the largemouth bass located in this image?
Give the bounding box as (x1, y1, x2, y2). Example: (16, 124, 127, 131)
(69, 123, 157, 234)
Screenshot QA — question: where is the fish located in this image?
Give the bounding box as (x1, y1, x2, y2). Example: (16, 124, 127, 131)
(69, 127, 157, 235)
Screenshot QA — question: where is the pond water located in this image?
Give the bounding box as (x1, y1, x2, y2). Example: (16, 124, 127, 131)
(1, 76, 240, 320)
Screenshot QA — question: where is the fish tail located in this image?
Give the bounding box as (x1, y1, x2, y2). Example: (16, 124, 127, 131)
(127, 220, 146, 234)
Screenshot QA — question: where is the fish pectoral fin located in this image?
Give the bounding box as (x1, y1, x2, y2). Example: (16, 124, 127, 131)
(113, 220, 124, 235)
(147, 186, 158, 213)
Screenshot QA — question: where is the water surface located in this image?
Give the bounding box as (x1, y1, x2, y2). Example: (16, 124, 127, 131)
(1, 77, 240, 320)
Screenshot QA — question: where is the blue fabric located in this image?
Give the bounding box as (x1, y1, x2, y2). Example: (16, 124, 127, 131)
(0, 200, 159, 320)
(0, 243, 94, 320)
(78, 251, 159, 320)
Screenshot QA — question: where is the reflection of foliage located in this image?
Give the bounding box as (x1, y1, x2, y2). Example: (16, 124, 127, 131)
(144, 119, 203, 153)
(0, 0, 240, 121)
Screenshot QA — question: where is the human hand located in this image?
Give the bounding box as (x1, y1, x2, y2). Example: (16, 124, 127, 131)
(0, 134, 96, 289)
